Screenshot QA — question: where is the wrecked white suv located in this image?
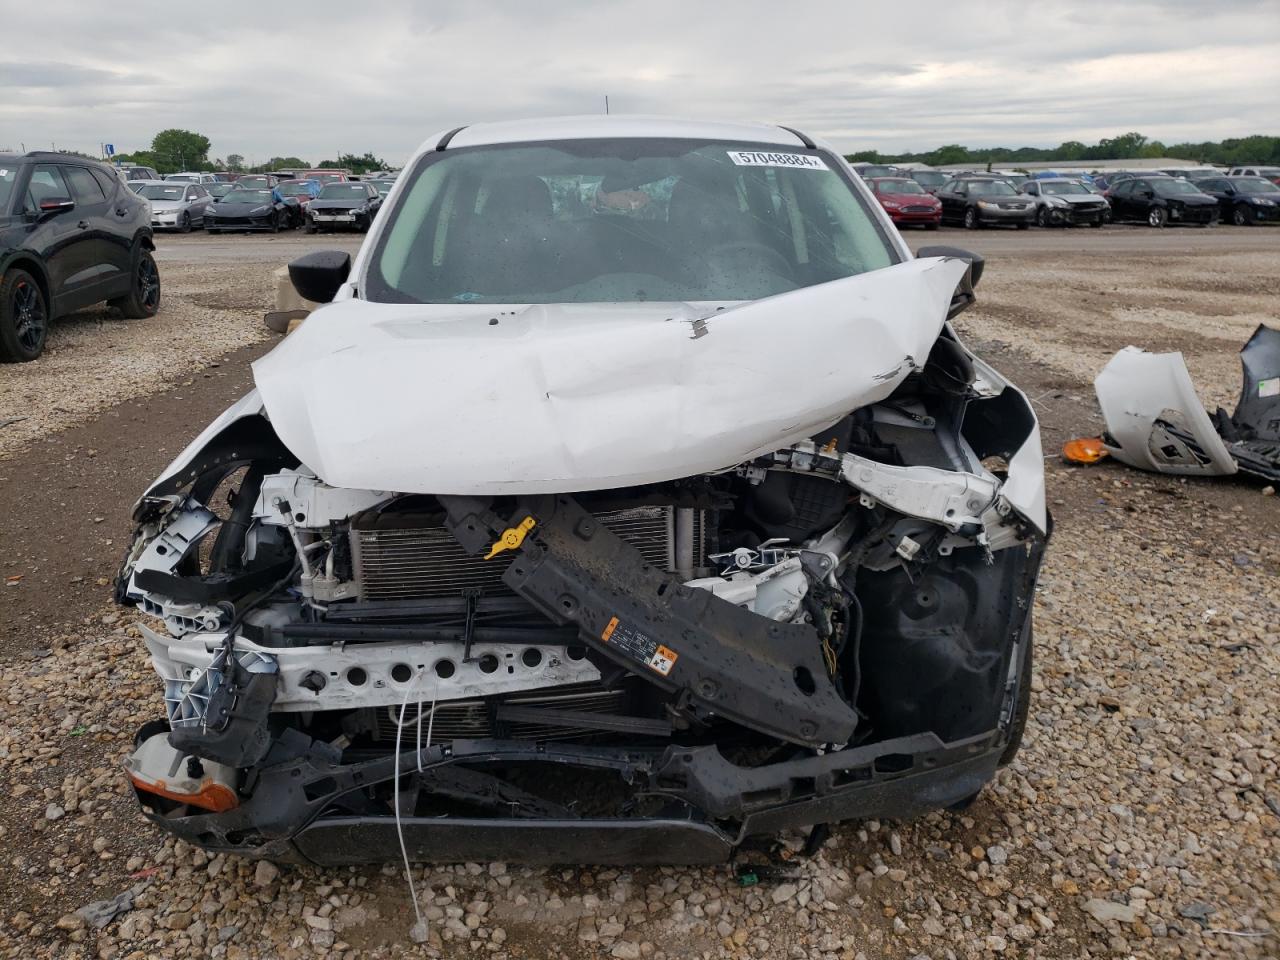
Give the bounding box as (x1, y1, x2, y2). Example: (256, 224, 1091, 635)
(116, 117, 1049, 864)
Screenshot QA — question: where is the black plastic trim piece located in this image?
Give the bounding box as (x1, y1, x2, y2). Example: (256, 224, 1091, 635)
(779, 125, 816, 148)
(436, 126, 467, 151)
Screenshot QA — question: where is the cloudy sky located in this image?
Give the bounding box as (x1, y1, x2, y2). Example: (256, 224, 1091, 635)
(2, 0, 1277, 165)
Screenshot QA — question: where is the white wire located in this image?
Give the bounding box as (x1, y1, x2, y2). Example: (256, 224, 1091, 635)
(394, 670, 434, 940)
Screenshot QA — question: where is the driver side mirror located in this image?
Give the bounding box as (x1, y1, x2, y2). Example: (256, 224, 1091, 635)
(288, 249, 351, 304)
(917, 245, 985, 320)
(37, 197, 75, 220)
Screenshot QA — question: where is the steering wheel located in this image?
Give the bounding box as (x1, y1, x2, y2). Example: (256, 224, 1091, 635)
(705, 241, 794, 278)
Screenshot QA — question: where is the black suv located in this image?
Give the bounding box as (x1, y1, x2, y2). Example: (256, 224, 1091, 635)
(0, 152, 158, 362)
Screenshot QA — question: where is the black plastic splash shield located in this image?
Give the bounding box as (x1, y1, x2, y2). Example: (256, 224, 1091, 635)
(465, 494, 858, 747)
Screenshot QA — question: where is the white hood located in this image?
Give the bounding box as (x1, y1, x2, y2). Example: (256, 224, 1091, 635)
(252, 258, 969, 495)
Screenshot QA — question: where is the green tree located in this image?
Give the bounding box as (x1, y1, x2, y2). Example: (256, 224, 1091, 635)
(252, 156, 310, 173)
(318, 151, 389, 174)
(226, 153, 245, 172)
(1054, 140, 1086, 161)
(150, 129, 212, 173)
(112, 150, 160, 169)
(926, 144, 972, 166)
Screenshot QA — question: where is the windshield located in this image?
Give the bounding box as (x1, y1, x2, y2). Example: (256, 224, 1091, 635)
(319, 184, 367, 199)
(209, 184, 235, 197)
(140, 184, 187, 200)
(967, 180, 1017, 197)
(311, 173, 344, 183)
(910, 171, 946, 186)
(1041, 181, 1089, 196)
(238, 177, 269, 187)
(167, 175, 197, 182)
(1155, 180, 1204, 196)
(367, 139, 896, 305)
(371, 180, 394, 195)
(874, 179, 926, 195)
(0, 166, 14, 211)
(1238, 178, 1280, 193)
(278, 183, 315, 196)
(224, 190, 272, 204)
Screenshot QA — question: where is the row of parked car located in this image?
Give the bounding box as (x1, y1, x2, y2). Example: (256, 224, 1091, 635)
(128, 176, 393, 234)
(856, 163, 1280, 230)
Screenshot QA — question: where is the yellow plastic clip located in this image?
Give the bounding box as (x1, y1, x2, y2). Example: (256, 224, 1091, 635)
(485, 517, 536, 560)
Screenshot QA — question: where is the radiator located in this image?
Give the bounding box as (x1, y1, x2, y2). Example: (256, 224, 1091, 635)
(351, 505, 703, 602)
(374, 686, 627, 742)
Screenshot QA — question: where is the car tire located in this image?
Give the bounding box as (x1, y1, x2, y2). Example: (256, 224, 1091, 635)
(1148, 207, 1167, 228)
(1089, 219, 1103, 228)
(998, 634, 1033, 768)
(179, 212, 192, 234)
(963, 207, 978, 230)
(270, 213, 281, 234)
(305, 222, 317, 235)
(0, 268, 49, 363)
(108, 247, 161, 320)
(1232, 205, 1250, 226)
(1035, 206, 1049, 227)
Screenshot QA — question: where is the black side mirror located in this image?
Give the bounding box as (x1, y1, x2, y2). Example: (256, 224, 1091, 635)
(288, 250, 351, 304)
(917, 245, 985, 286)
(917, 245, 984, 320)
(38, 197, 75, 220)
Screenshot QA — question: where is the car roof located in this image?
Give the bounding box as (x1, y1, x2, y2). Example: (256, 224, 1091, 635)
(435, 115, 812, 153)
(1038, 177, 1086, 183)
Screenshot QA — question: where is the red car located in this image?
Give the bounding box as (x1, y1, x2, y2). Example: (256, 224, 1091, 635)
(868, 177, 942, 229)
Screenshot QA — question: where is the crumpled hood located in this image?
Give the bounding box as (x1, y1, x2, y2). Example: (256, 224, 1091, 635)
(209, 201, 273, 215)
(308, 199, 367, 211)
(1052, 193, 1107, 205)
(252, 258, 969, 495)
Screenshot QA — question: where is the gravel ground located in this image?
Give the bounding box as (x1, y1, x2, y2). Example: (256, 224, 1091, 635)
(0, 254, 277, 459)
(0, 228, 1277, 959)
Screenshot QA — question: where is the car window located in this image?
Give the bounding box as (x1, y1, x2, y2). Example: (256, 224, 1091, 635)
(88, 167, 118, 196)
(63, 166, 106, 204)
(0, 165, 16, 212)
(369, 138, 897, 305)
(25, 164, 71, 212)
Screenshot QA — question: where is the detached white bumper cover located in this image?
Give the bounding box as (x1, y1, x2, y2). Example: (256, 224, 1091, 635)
(1095, 346, 1237, 476)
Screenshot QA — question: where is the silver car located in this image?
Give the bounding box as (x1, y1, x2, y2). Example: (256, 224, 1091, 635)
(1020, 178, 1109, 227)
(137, 182, 214, 232)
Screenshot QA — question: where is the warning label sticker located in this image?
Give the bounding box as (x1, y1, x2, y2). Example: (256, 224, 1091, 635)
(601, 616, 679, 677)
(1258, 376, 1279, 398)
(727, 150, 827, 171)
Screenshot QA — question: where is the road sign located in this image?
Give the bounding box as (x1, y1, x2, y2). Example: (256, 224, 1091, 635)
(105, 144, 115, 156)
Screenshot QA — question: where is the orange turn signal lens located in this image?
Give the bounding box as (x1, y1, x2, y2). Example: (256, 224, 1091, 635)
(1062, 437, 1108, 464)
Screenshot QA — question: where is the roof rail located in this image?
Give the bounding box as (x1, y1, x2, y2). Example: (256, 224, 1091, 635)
(436, 126, 467, 151)
(778, 126, 816, 149)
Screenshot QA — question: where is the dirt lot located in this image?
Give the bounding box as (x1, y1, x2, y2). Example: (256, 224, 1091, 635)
(0, 226, 1276, 960)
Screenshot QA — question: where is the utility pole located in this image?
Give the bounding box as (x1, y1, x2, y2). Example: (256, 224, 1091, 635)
(604, 96, 610, 115)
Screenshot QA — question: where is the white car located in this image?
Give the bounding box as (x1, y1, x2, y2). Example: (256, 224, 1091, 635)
(1020, 178, 1110, 227)
(116, 116, 1048, 865)
(164, 172, 218, 185)
(135, 181, 214, 232)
